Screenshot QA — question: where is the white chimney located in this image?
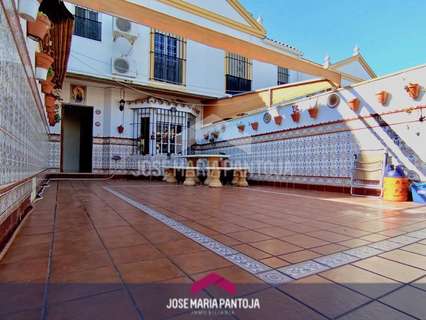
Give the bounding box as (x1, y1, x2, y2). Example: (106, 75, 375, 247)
(256, 16, 263, 25)
(353, 45, 360, 56)
(323, 54, 330, 69)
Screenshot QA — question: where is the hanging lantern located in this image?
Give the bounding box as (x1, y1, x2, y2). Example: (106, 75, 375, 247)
(119, 99, 125, 111)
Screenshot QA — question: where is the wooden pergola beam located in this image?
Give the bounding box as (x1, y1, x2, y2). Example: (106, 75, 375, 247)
(66, 0, 341, 85)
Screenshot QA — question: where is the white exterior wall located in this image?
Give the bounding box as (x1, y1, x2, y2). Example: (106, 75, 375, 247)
(64, 1, 319, 98)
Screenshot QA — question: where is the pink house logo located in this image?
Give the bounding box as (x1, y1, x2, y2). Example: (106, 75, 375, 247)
(191, 273, 236, 295)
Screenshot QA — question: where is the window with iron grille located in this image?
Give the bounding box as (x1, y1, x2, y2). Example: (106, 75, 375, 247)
(277, 66, 289, 85)
(225, 53, 252, 95)
(132, 108, 194, 156)
(74, 7, 102, 41)
(150, 30, 186, 85)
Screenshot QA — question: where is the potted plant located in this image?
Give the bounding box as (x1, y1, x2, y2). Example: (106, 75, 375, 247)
(211, 131, 219, 139)
(117, 125, 124, 134)
(274, 115, 283, 125)
(291, 105, 300, 123)
(237, 123, 245, 132)
(348, 98, 360, 111)
(35, 51, 54, 80)
(251, 122, 259, 131)
(47, 111, 56, 126)
(54, 113, 61, 124)
(27, 12, 51, 41)
(405, 83, 421, 99)
(376, 90, 389, 105)
(18, 0, 41, 21)
(41, 68, 54, 94)
(45, 94, 56, 110)
(203, 133, 209, 140)
(308, 103, 319, 119)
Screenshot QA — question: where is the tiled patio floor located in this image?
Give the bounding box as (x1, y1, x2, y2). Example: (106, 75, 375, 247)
(0, 180, 425, 319)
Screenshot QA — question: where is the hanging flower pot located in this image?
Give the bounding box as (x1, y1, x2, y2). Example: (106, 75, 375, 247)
(18, 0, 41, 21)
(35, 52, 54, 80)
(308, 105, 319, 119)
(45, 94, 56, 108)
(237, 124, 245, 132)
(348, 98, 360, 111)
(274, 115, 283, 125)
(47, 111, 56, 126)
(46, 68, 54, 82)
(291, 105, 300, 123)
(251, 122, 259, 131)
(405, 83, 421, 100)
(203, 133, 209, 140)
(376, 90, 389, 105)
(27, 12, 51, 41)
(211, 131, 219, 139)
(41, 80, 54, 94)
(117, 125, 124, 134)
(46, 104, 56, 113)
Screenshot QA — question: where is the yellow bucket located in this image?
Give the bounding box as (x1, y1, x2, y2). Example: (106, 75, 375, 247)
(383, 177, 409, 201)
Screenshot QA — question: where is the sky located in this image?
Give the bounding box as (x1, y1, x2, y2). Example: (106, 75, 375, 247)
(240, 0, 426, 76)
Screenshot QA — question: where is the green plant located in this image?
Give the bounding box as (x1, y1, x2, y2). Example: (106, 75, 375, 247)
(54, 113, 61, 123)
(47, 67, 54, 78)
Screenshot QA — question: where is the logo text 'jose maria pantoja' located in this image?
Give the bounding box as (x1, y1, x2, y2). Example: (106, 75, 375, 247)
(166, 273, 260, 313)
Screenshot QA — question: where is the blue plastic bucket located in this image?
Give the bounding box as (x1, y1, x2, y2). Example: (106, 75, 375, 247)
(411, 183, 426, 204)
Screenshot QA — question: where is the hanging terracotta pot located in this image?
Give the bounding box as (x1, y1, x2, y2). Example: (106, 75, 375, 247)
(46, 104, 56, 113)
(41, 80, 54, 94)
(376, 90, 389, 105)
(274, 115, 283, 125)
(117, 125, 124, 134)
(35, 52, 54, 80)
(291, 111, 300, 123)
(405, 83, 421, 99)
(237, 124, 245, 132)
(18, 0, 41, 21)
(47, 111, 56, 126)
(211, 131, 219, 139)
(308, 106, 319, 119)
(348, 98, 360, 111)
(203, 133, 209, 140)
(45, 94, 56, 108)
(27, 12, 51, 41)
(251, 122, 259, 131)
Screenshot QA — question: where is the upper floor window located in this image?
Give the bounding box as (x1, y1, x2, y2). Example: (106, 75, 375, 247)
(277, 66, 289, 85)
(225, 53, 252, 95)
(150, 30, 186, 85)
(74, 7, 102, 41)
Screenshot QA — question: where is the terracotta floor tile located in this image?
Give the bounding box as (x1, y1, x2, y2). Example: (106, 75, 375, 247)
(235, 288, 327, 320)
(338, 301, 416, 320)
(157, 238, 206, 256)
(401, 243, 426, 256)
(170, 251, 231, 274)
(0, 257, 48, 283)
(360, 234, 389, 242)
(310, 230, 352, 242)
(142, 229, 187, 244)
(338, 238, 371, 248)
(281, 234, 329, 249)
(320, 265, 402, 298)
(254, 226, 296, 237)
(47, 289, 140, 320)
(353, 256, 425, 283)
(380, 286, 426, 319)
(311, 243, 347, 255)
(227, 230, 271, 243)
(1, 242, 49, 264)
(260, 257, 290, 268)
(13, 234, 51, 247)
(380, 249, 426, 270)
(209, 233, 242, 246)
(51, 250, 112, 277)
(100, 231, 147, 249)
(119, 258, 183, 283)
(279, 250, 321, 264)
(109, 243, 164, 264)
(412, 276, 426, 291)
(232, 244, 272, 259)
(280, 275, 370, 318)
(251, 239, 303, 256)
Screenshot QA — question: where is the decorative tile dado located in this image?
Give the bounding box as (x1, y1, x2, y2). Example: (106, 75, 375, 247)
(278, 261, 329, 279)
(314, 252, 359, 268)
(344, 246, 383, 259)
(0, 3, 49, 218)
(257, 270, 292, 285)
